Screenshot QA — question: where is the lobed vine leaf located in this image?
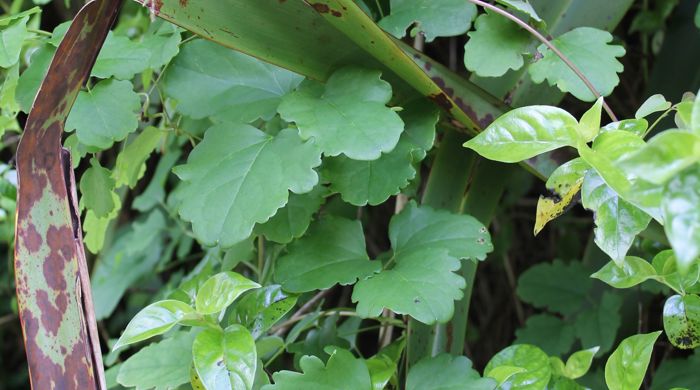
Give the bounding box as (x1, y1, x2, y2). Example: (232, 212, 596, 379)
(406, 354, 497, 390)
(264, 348, 371, 390)
(378, 0, 477, 42)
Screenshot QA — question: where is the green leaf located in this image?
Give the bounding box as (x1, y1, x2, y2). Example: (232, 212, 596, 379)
(275, 216, 379, 293)
(463, 105, 578, 163)
(389, 202, 492, 260)
(66, 79, 141, 149)
(79, 158, 116, 218)
(605, 331, 662, 390)
(581, 171, 651, 264)
(464, 11, 532, 77)
(0, 16, 29, 68)
(400, 99, 439, 153)
(113, 126, 163, 188)
(230, 285, 298, 339)
(323, 138, 416, 206)
(564, 347, 599, 379)
(140, 19, 181, 69)
(546, 157, 589, 196)
(576, 97, 603, 142)
(406, 354, 497, 390)
(662, 166, 700, 272)
(650, 350, 700, 390)
(366, 339, 405, 390)
(485, 344, 551, 390)
(16, 45, 53, 112)
(692, 90, 700, 135)
(663, 294, 700, 349)
(352, 248, 464, 324)
(278, 67, 404, 160)
(378, 0, 477, 42)
(516, 260, 591, 316)
(495, 0, 543, 22)
(620, 130, 700, 185)
(264, 348, 371, 390)
(600, 119, 649, 137)
(92, 32, 151, 79)
(114, 300, 196, 349)
(193, 325, 257, 390)
(116, 331, 195, 390)
(575, 292, 622, 354)
(529, 27, 625, 101)
(174, 124, 321, 247)
(514, 314, 576, 356)
(592, 256, 658, 289)
(635, 94, 672, 119)
(195, 272, 260, 315)
(652, 250, 700, 295)
(255, 185, 326, 244)
(163, 39, 302, 123)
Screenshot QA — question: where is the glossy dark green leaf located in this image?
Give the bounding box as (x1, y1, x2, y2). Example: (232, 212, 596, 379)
(529, 27, 625, 101)
(163, 39, 302, 123)
(605, 331, 661, 390)
(485, 344, 551, 390)
(464, 105, 578, 162)
(278, 67, 403, 160)
(174, 124, 321, 247)
(275, 216, 379, 293)
(231, 285, 298, 339)
(575, 292, 622, 354)
(390, 202, 492, 261)
(195, 272, 260, 315)
(193, 325, 257, 390)
(113, 300, 196, 350)
(352, 248, 464, 324)
(406, 354, 497, 390)
(663, 294, 700, 349)
(464, 11, 531, 77)
(378, 0, 477, 42)
(635, 94, 671, 119)
(264, 348, 371, 390)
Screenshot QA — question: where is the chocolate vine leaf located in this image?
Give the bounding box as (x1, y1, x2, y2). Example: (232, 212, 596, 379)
(13, 0, 121, 388)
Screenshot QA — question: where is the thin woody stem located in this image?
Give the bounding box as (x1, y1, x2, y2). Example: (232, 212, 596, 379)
(467, 0, 619, 122)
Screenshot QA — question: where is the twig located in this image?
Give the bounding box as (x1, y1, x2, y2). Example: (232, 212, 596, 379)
(272, 288, 333, 336)
(467, 0, 619, 122)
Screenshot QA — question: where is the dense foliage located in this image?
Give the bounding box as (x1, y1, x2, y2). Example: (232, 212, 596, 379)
(1, 0, 700, 389)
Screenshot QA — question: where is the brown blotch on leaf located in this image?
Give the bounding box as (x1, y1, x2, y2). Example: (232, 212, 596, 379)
(428, 92, 453, 111)
(22, 223, 43, 253)
(310, 3, 330, 13)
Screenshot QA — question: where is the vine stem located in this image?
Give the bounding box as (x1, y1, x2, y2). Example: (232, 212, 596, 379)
(467, 0, 619, 122)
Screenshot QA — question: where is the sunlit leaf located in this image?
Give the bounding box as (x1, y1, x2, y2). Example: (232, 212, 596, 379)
(605, 331, 661, 390)
(195, 272, 260, 315)
(663, 294, 700, 349)
(114, 300, 196, 349)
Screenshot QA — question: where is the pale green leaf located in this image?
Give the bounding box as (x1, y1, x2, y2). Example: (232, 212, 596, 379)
(390, 201, 492, 260)
(275, 216, 379, 293)
(605, 331, 661, 390)
(529, 27, 625, 101)
(92, 32, 151, 79)
(163, 39, 302, 123)
(620, 130, 700, 185)
(577, 97, 603, 141)
(255, 185, 326, 244)
(193, 325, 257, 390)
(463, 105, 578, 162)
(114, 300, 196, 349)
(66, 79, 141, 149)
(195, 272, 260, 315)
(323, 138, 416, 206)
(278, 67, 404, 160)
(174, 124, 321, 247)
(516, 260, 591, 316)
(564, 347, 599, 379)
(662, 166, 700, 272)
(546, 157, 589, 196)
(79, 158, 116, 218)
(140, 19, 181, 69)
(0, 16, 29, 68)
(117, 331, 195, 390)
(263, 348, 371, 390)
(600, 119, 648, 137)
(485, 344, 551, 390)
(514, 314, 576, 356)
(464, 11, 531, 77)
(113, 126, 163, 188)
(352, 248, 465, 324)
(663, 294, 700, 349)
(407, 354, 497, 390)
(635, 94, 671, 119)
(16, 45, 53, 112)
(378, 0, 477, 42)
(592, 257, 658, 289)
(581, 171, 651, 264)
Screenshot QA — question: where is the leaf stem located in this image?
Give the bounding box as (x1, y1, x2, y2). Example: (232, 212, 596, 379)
(466, 0, 619, 122)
